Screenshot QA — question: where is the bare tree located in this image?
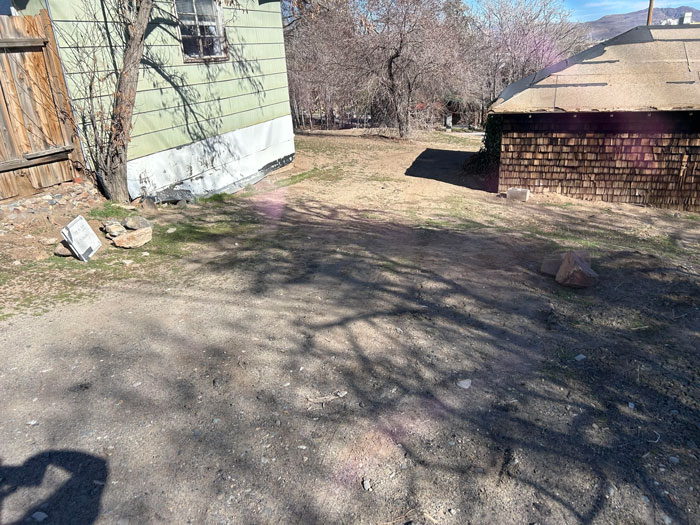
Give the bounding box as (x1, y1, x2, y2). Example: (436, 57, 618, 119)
(282, 0, 588, 134)
(58, 0, 242, 202)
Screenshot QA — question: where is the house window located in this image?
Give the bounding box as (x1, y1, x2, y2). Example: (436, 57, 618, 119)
(174, 0, 228, 61)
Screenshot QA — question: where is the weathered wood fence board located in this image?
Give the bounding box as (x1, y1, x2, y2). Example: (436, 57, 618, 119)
(0, 10, 84, 200)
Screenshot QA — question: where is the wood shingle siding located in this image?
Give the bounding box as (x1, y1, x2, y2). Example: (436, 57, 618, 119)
(498, 113, 700, 211)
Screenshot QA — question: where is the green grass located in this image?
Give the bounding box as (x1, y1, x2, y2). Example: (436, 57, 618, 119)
(523, 224, 684, 258)
(275, 166, 343, 188)
(540, 202, 580, 208)
(88, 202, 135, 221)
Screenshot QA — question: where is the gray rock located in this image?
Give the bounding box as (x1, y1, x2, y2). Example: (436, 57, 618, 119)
(176, 200, 188, 209)
(122, 216, 151, 230)
(104, 221, 127, 238)
(575, 354, 586, 361)
(362, 478, 372, 491)
(153, 188, 195, 204)
(31, 511, 48, 522)
(669, 456, 680, 464)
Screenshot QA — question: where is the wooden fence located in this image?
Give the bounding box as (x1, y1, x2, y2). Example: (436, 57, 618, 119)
(0, 11, 84, 201)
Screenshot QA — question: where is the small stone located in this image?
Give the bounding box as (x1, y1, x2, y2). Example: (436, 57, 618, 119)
(27, 420, 38, 426)
(362, 478, 372, 491)
(141, 252, 150, 257)
(12, 260, 21, 266)
(556, 251, 598, 288)
(506, 187, 531, 202)
(40, 237, 58, 246)
(122, 216, 151, 230)
(670, 410, 679, 415)
(457, 379, 472, 389)
(575, 354, 586, 361)
(176, 200, 188, 209)
(669, 456, 680, 464)
(661, 514, 672, 524)
(122, 260, 134, 266)
(31, 512, 48, 522)
(113, 227, 152, 249)
(642, 495, 650, 504)
(166, 227, 177, 234)
(448, 508, 456, 515)
(628, 402, 635, 409)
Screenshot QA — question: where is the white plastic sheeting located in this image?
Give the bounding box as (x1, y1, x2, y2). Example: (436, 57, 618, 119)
(126, 115, 295, 199)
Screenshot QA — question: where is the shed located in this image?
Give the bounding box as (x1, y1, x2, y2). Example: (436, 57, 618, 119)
(12, 0, 294, 200)
(490, 25, 700, 211)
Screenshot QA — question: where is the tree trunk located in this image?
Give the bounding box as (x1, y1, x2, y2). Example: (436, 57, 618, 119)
(102, 0, 154, 202)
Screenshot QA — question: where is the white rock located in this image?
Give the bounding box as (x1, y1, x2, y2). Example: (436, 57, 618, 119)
(506, 187, 531, 202)
(457, 379, 472, 389)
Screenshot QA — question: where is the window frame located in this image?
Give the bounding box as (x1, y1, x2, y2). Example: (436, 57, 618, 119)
(173, 0, 229, 63)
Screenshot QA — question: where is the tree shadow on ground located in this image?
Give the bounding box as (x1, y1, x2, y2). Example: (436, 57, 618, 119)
(1, 198, 698, 523)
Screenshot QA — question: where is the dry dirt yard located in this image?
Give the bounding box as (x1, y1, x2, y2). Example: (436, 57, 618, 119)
(1, 130, 699, 525)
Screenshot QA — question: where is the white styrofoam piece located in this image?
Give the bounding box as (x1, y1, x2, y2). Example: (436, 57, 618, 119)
(126, 115, 295, 199)
(61, 215, 102, 262)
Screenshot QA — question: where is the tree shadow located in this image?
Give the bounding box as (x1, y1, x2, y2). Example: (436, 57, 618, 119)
(0, 451, 108, 524)
(1, 198, 698, 522)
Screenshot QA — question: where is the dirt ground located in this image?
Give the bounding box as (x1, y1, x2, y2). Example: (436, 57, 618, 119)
(1, 130, 699, 525)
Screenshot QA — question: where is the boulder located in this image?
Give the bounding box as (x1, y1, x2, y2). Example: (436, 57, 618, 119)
(122, 216, 151, 230)
(113, 227, 152, 249)
(556, 251, 598, 288)
(507, 188, 531, 202)
(541, 250, 591, 277)
(54, 241, 73, 257)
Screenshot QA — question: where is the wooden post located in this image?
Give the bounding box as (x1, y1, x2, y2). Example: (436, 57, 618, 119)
(647, 0, 654, 25)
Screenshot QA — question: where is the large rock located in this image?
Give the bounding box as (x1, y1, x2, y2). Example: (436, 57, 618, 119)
(113, 227, 152, 249)
(556, 251, 598, 288)
(541, 250, 591, 276)
(122, 216, 151, 230)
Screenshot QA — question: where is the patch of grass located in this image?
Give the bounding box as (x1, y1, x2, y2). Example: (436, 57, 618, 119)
(88, 202, 135, 221)
(200, 193, 233, 204)
(523, 224, 685, 258)
(275, 167, 343, 188)
(422, 217, 484, 231)
(686, 213, 700, 221)
(540, 202, 579, 208)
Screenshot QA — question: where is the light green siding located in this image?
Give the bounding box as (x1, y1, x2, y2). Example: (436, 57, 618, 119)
(16, 0, 291, 161)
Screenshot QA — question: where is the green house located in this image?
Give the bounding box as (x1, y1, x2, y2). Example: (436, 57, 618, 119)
(12, 0, 294, 199)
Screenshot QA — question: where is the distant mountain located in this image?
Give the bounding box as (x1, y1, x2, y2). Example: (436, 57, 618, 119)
(583, 6, 700, 41)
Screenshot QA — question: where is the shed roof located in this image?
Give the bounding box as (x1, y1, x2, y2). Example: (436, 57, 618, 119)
(490, 25, 700, 114)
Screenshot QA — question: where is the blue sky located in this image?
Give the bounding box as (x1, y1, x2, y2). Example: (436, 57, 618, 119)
(567, 0, 700, 21)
